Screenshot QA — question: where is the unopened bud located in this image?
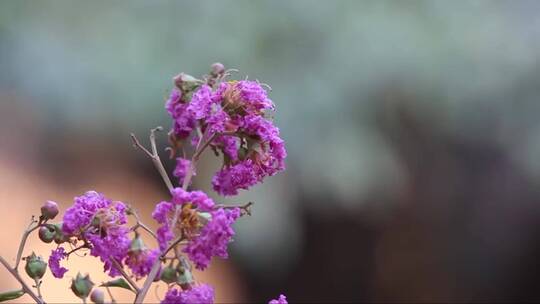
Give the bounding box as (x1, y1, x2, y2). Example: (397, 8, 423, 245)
(41, 200, 59, 220)
(38, 226, 56, 243)
(210, 62, 225, 76)
(71, 273, 94, 299)
(173, 73, 200, 93)
(24, 252, 47, 280)
(52, 223, 69, 244)
(129, 234, 145, 253)
(90, 289, 105, 304)
(160, 265, 178, 284)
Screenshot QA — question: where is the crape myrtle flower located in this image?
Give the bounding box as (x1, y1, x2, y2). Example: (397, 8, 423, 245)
(269, 294, 288, 304)
(161, 284, 215, 304)
(62, 191, 131, 277)
(165, 73, 286, 197)
(125, 236, 161, 280)
(152, 188, 215, 252)
(48, 247, 68, 278)
(183, 207, 241, 270)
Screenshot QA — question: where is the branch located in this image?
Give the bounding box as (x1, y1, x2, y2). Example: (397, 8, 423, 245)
(131, 210, 157, 241)
(130, 128, 174, 193)
(15, 217, 40, 270)
(0, 256, 43, 304)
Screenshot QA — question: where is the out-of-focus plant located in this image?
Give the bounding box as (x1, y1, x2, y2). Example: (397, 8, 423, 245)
(0, 64, 288, 304)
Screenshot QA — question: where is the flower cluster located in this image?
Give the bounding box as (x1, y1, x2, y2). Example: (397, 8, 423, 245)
(166, 69, 287, 196)
(61, 191, 131, 277)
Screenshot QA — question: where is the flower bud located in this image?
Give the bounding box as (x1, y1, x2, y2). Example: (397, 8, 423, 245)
(52, 223, 69, 244)
(129, 234, 145, 253)
(24, 252, 47, 280)
(173, 73, 200, 93)
(40, 200, 59, 220)
(210, 62, 225, 76)
(90, 289, 105, 304)
(160, 265, 178, 284)
(38, 226, 56, 243)
(71, 273, 94, 299)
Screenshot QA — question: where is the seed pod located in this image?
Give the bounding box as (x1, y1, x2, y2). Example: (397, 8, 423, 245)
(71, 273, 94, 299)
(38, 226, 56, 243)
(160, 265, 178, 284)
(24, 252, 47, 280)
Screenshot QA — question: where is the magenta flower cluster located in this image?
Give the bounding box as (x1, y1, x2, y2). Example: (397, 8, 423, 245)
(166, 77, 286, 196)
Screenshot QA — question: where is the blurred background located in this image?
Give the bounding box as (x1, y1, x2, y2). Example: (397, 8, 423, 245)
(2, 0, 540, 302)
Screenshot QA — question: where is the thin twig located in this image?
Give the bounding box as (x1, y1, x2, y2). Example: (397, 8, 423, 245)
(130, 128, 174, 193)
(131, 210, 157, 241)
(33, 279, 42, 301)
(0, 256, 43, 304)
(15, 218, 40, 270)
(105, 285, 116, 304)
(109, 257, 139, 293)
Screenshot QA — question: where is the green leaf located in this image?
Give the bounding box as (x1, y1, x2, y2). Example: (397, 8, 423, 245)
(100, 278, 133, 292)
(0, 289, 25, 302)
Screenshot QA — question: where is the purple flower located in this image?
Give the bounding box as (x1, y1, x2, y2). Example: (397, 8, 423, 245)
(152, 189, 216, 251)
(170, 188, 215, 212)
(174, 158, 195, 186)
(48, 247, 68, 278)
(161, 284, 215, 304)
(214, 135, 239, 162)
(156, 224, 174, 252)
(125, 248, 160, 280)
(235, 80, 274, 112)
(269, 294, 288, 304)
(187, 85, 214, 120)
(62, 191, 130, 277)
(166, 89, 196, 139)
(183, 208, 241, 270)
(212, 160, 259, 196)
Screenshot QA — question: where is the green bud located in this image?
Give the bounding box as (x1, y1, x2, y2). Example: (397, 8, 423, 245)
(52, 223, 68, 244)
(160, 266, 178, 284)
(71, 273, 94, 299)
(198, 212, 212, 225)
(24, 252, 47, 280)
(38, 226, 56, 243)
(173, 73, 201, 94)
(129, 235, 145, 253)
(40, 200, 59, 220)
(90, 289, 105, 304)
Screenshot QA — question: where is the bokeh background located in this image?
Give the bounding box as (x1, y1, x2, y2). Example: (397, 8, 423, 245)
(2, 0, 540, 302)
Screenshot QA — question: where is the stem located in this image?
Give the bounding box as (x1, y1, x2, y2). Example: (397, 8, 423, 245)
(15, 218, 40, 270)
(131, 127, 174, 193)
(105, 285, 117, 304)
(109, 257, 139, 293)
(0, 256, 43, 304)
(131, 211, 157, 241)
(33, 279, 42, 301)
(133, 236, 185, 304)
